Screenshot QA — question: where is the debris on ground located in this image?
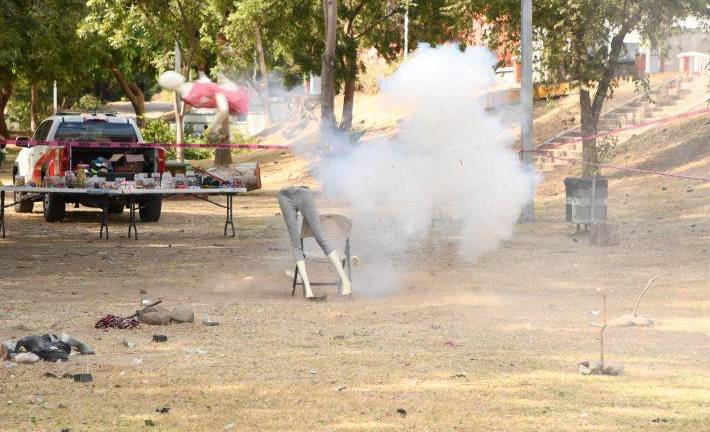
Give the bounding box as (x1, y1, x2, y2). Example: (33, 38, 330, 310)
(95, 314, 140, 330)
(73, 373, 93, 383)
(13, 352, 40, 364)
(577, 361, 624, 376)
(170, 306, 195, 323)
(0, 341, 15, 360)
(651, 417, 670, 423)
(607, 276, 660, 327)
(4, 333, 94, 363)
(42, 372, 74, 379)
(202, 314, 220, 326)
(184, 348, 208, 355)
(139, 305, 195, 325)
(139, 306, 172, 325)
(96, 299, 164, 329)
(122, 339, 136, 348)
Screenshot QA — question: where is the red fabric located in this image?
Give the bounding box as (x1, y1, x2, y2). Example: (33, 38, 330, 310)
(182, 82, 249, 115)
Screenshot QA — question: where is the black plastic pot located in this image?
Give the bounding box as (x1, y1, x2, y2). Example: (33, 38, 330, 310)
(73, 373, 93, 383)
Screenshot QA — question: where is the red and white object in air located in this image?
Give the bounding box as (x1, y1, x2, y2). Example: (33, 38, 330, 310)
(158, 71, 248, 115)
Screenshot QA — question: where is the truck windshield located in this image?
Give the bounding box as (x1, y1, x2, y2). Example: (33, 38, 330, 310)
(55, 121, 139, 143)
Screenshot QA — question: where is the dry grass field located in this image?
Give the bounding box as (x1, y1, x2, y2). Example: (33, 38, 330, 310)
(0, 116, 708, 431)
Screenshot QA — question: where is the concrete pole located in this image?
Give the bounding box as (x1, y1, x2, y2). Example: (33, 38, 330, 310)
(53, 81, 57, 114)
(403, 1, 409, 61)
(174, 41, 184, 162)
(520, 0, 535, 221)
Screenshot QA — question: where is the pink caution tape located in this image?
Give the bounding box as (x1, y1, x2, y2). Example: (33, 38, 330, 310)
(531, 150, 710, 182)
(1, 139, 290, 150)
(535, 107, 710, 150)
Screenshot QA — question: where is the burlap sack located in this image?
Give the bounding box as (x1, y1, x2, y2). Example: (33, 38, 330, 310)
(138, 306, 172, 326)
(170, 306, 195, 323)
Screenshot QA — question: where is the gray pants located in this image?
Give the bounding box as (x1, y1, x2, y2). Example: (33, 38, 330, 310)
(278, 186, 333, 261)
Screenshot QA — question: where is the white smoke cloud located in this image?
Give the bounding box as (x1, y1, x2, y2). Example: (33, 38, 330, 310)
(317, 44, 535, 264)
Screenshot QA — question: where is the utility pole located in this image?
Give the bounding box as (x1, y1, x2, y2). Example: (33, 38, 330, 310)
(520, 0, 535, 221)
(403, 1, 409, 61)
(174, 41, 184, 162)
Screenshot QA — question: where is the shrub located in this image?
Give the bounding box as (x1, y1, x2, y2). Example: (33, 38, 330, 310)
(140, 118, 214, 160)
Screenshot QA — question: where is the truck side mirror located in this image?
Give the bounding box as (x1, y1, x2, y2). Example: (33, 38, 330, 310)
(15, 136, 30, 147)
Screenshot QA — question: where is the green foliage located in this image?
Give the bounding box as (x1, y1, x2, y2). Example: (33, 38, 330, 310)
(0, 0, 118, 132)
(141, 119, 214, 160)
(141, 119, 174, 144)
(80, 0, 162, 96)
(596, 134, 621, 163)
(221, 0, 323, 86)
(73, 94, 107, 111)
(5, 80, 52, 130)
(450, 0, 709, 175)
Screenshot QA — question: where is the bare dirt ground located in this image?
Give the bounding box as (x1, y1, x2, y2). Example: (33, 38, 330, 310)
(1, 115, 709, 431)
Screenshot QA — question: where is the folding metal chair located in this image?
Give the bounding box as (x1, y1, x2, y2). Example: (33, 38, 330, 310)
(292, 214, 352, 297)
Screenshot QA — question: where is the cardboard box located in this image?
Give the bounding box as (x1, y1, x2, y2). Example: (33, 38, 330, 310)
(110, 153, 145, 173)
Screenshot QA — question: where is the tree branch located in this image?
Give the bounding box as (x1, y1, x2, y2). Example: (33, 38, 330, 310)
(245, 75, 262, 95)
(353, 1, 404, 39)
(112, 66, 135, 100)
(349, 0, 367, 20)
(590, 24, 629, 120)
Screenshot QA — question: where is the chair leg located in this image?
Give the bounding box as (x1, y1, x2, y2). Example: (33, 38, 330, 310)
(291, 265, 299, 297)
(300, 240, 306, 297)
(345, 238, 352, 287)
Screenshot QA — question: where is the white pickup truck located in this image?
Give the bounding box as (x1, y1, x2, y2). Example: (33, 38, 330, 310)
(13, 113, 166, 222)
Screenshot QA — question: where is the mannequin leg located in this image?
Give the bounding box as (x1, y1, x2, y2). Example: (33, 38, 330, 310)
(327, 251, 351, 295)
(296, 188, 352, 295)
(59, 333, 95, 355)
(278, 188, 313, 298)
(295, 260, 314, 298)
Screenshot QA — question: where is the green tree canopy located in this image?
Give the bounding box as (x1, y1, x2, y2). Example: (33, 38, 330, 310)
(449, 0, 709, 176)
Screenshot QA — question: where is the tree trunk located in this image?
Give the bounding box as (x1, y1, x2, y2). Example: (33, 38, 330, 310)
(0, 82, 12, 138)
(341, 50, 356, 131)
(210, 110, 232, 167)
(111, 67, 146, 127)
(255, 24, 273, 126)
(30, 83, 38, 132)
(320, 0, 337, 130)
(580, 89, 600, 178)
(578, 26, 629, 178)
(174, 98, 184, 162)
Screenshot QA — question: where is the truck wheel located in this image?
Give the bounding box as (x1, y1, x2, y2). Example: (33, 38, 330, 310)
(13, 172, 34, 213)
(43, 193, 66, 222)
(109, 203, 125, 215)
(139, 198, 162, 222)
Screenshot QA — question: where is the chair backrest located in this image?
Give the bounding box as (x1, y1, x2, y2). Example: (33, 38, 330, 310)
(301, 214, 352, 239)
